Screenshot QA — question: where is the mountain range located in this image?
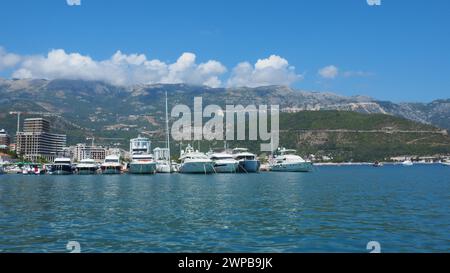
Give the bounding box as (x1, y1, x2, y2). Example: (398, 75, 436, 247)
(1, 78, 449, 131)
(1, 78, 449, 161)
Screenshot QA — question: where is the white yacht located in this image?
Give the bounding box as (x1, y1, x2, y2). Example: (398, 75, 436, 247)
(101, 155, 122, 174)
(269, 148, 313, 172)
(76, 159, 99, 175)
(402, 159, 413, 166)
(232, 148, 260, 173)
(51, 158, 74, 175)
(179, 145, 215, 174)
(209, 152, 239, 173)
(129, 136, 157, 174)
(441, 159, 450, 166)
(154, 147, 172, 173)
(129, 153, 157, 174)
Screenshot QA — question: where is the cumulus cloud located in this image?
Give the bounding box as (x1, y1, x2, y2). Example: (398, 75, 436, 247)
(0, 47, 21, 70)
(318, 65, 339, 79)
(3, 47, 305, 88)
(227, 55, 302, 87)
(66, 0, 81, 6)
(11, 49, 227, 87)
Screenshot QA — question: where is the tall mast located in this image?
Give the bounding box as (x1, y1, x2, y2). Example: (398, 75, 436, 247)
(165, 91, 171, 166)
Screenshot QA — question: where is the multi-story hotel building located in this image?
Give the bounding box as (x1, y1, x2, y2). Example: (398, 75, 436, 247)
(73, 143, 106, 162)
(16, 118, 67, 162)
(0, 129, 10, 149)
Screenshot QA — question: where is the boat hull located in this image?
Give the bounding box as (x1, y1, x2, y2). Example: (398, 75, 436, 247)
(270, 162, 313, 172)
(129, 162, 157, 174)
(77, 167, 98, 175)
(214, 162, 239, 173)
(101, 166, 122, 175)
(156, 163, 172, 173)
(179, 162, 215, 174)
(237, 160, 260, 173)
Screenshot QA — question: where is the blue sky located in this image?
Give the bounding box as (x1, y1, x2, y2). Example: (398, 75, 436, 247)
(0, 0, 449, 102)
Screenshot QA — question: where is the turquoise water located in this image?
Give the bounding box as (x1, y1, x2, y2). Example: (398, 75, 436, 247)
(0, 165, 449, 253)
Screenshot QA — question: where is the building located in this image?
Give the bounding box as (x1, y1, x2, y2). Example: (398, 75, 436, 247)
(16, 118, 67, 162)
(73, 143, 106, 163)
(0, 129, 10, 149)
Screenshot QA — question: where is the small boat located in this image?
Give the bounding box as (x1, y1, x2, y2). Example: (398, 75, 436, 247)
(101, 155, 122, 174)
(5, 165, 22, 174)
(402, 160, 413, 166)
(232, 148, 260, 173)
(179, 145, 215, 174)
(51, 158, 74, 175)
(373, 161, 384, 167)
(209, 152, 239, 173)
(76, 159, 99, 175)
(441, 160, 450, 166)
(269, 148, 313, 172)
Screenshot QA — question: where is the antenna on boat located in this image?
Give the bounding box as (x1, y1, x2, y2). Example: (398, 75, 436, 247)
(165, 91, 171, 170)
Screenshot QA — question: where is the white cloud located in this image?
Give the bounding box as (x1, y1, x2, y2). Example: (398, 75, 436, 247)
(227, 55, 302, 87)
(318, 65, 339, 79)
(66, 0, 81, 6)
(342, 70, 374, 77)
(0, 47, 21, 70)
(10, 49, 227, 87)
(3, 47, 307, 88)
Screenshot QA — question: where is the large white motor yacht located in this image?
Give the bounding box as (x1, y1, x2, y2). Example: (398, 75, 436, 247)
(129, 136, 157, 174)
(76, 158, 99, 175)
(269, 148, 312, 172)
(179, 145, 215, 174)
(209, 152, 239, 173)
(101, 155, 122, 174)
(232, 148, 260, 173)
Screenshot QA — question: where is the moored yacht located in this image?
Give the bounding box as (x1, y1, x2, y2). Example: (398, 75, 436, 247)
(101, 155, 122, 174)
(402, 159, 413, 166)
(76, 159, 99, 175)
(51, 158, 74, 175)
(154, 147, 172, 173)
(179, 145, 215, 174)
(128, 135, 157, 174)
(232, 148, 260, 173)
(129, 154, 157, 174)
(209, 152, 239, 173)
(269, 148, 313, 172)
(441, 159, 450, 166)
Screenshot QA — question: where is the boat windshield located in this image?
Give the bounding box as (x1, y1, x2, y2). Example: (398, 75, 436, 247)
(236, 155, 255, 160)
(105, 159, 119, 163)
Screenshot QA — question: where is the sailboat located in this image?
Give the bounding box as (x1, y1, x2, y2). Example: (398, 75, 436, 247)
(156, 91, 172, 173)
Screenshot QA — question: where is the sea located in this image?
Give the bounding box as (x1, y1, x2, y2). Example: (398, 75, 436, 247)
(0, 164, 449, 253)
